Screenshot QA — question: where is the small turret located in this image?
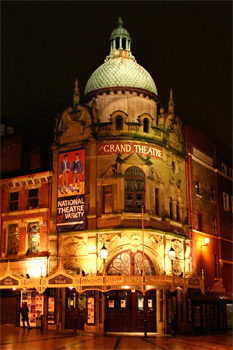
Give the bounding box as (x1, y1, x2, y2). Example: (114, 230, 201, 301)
(168, 88, 175, 114)
(73, 78, 80, 111)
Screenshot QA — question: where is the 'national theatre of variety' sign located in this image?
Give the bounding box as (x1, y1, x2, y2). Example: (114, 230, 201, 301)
(97, 142, 163, 160)
(57, 148, 85, 232)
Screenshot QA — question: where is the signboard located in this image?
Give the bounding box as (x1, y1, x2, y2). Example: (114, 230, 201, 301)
(57, 148, 85, 232)
(97, 142, 163, 160)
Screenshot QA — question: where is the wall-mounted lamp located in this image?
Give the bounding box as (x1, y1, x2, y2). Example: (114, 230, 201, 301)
(201, 237, 209, 248)
(100, 244, 108, 275)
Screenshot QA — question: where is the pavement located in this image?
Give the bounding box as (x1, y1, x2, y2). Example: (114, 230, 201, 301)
(0, 326, 232, 350)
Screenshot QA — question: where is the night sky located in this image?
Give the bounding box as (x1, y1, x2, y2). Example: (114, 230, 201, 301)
(1, 1, 232, 149)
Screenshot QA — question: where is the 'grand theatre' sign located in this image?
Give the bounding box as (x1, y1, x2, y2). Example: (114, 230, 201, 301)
(97, 142, 163, 160)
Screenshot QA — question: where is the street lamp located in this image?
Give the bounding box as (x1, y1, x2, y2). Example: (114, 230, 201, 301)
(168, 247, 175, 276)
(100, 244, 108, 275)
(201, 237, 209, 248)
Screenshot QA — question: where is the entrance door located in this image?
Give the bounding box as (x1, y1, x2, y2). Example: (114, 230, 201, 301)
(65, 290, 86, 330)
(105, 290, 156, 332)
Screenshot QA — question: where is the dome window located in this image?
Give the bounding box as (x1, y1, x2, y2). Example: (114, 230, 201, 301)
(143, 118, 149, 133)
(115, 115, 123, 130)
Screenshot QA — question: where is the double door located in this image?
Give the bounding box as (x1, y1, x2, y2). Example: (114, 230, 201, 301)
(105, 290, 156, 332)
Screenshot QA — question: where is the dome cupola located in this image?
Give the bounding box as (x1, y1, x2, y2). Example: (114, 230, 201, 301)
(84, 18, 158, 98)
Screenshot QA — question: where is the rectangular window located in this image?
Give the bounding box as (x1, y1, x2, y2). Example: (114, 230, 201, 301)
(221, 163, 227, 174)
(8, 224, 19, 255)
(223, 192, 229, 211)
(229, 168, 233, 179)
(28, 222, 40, 254)
(103, 186, 113, 214)
(214, 254, 218, 279)
(195, 181, 201, 196)
(212, 218, 217, 236)
(28, 188, 39, 209)
(9, 192, 19, 211)
(210, 187, 216, 202)
(198, 212, 202, 231)
(155, 188, 159, 216)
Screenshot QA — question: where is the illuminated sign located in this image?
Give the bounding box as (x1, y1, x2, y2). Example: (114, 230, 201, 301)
(97, 142, 163, 160)
(49, 274, 73, 285)
(57, 148, 85, 232)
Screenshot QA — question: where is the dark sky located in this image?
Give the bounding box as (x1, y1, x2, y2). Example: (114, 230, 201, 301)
(1, 1, 232, 149)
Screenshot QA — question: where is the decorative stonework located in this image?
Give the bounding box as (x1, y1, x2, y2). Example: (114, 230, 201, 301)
(61, 235, 87, 256)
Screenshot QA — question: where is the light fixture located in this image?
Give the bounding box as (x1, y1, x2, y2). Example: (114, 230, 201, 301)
(100, 244, 108, 261)
(100, 244, 108, 275)
(69, 286, 73, 290)
(201, 237, 210, 248)
(168, 247, 175, 261)
(12, 287, 16, 290)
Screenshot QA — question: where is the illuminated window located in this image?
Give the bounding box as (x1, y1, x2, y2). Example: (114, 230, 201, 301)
(125, 167, 144, 213)
(107, 250, 155, 276)
(115, 115, 123, 130)
(103, 185, 113, 214)
(28, 188, 39, 209)
(9, 192, 18, 212)
(8, 224, 19, 255)
(28, 222, 40, 254)
(143, 118, 149, 133)
(223, 192, 229, 211)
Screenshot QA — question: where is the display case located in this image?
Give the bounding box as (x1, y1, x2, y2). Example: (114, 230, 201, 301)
(21, 290, 43, 327)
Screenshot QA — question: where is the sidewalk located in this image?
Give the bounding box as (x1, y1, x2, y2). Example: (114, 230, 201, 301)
(0, 326, 232, 350)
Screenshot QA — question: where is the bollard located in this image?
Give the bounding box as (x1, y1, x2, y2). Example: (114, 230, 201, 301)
(144, 319, 147, 338)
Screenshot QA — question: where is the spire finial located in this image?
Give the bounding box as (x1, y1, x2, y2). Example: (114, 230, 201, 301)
(73, 78, 80, 110)
(117, 17, 123, 27)
(168, 88, 175, 113)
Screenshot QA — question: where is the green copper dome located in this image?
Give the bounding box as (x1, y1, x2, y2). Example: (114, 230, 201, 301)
(84, 18, 158, 97)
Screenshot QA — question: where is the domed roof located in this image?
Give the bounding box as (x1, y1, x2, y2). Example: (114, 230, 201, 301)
(84, 18, 158, 97)
(84, 57, 157, 96)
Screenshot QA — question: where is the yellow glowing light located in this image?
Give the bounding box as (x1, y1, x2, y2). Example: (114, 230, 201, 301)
(204, 237, 209, 245)
(12, 287, 16, 290)
(69, 286, 73, 290)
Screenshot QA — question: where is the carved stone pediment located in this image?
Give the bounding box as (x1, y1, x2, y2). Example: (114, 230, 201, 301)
(60, 235, 87, 256)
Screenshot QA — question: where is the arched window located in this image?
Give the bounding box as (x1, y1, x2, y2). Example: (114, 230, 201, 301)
(169, 196, 173, 220)
(115, 115, 123, 130)
(125, 167, 145, 213)
(107, 249, 155, 275)
(176, 200, 180, 222)
(143, 118, 149, 133)
(122, 38, 126, 50)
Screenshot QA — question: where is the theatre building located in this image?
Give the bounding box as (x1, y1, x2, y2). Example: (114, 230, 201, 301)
(47, 18, 203, 334)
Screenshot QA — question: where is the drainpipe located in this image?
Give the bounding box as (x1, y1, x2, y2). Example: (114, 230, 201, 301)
(214, 145, 222, 281)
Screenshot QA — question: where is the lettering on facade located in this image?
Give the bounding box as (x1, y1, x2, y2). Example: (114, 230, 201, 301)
(0, 277, 18, 286)
(97, 142, 163, 160)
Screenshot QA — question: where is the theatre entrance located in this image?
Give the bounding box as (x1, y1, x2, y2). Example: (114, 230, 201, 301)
(105, 290, 156, 332)
(65, 290, 86, 330)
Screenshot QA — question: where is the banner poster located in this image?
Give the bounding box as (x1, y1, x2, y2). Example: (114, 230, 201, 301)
(57, 148, 85, 232)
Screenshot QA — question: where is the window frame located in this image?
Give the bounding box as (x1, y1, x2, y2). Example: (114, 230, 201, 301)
(27, 221, 40, 254)
(124, 167, 145, 213)
(7, 223, 19, 255)
(27, 188, 39, 210)
(103, 185, 113, 214)
(9, 191, 19, 212)
(223, 192, 229, 211)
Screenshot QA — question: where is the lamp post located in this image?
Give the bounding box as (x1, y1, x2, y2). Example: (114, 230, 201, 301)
(100, 244, 108, 275)
(168, 246, 176, 336)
